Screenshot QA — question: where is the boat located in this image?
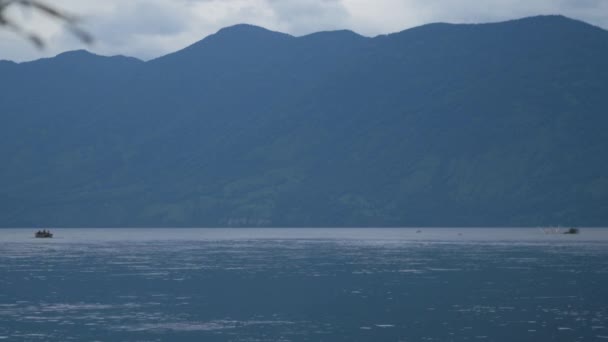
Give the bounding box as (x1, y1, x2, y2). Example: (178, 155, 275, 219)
(35, 230, 53, 238)
(563, 228, 580, 235)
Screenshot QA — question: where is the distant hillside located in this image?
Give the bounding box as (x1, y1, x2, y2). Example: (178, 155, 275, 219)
(1, 15, 608, 227)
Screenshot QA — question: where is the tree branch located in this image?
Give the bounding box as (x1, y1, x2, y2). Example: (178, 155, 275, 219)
(0, 0, 92, 48)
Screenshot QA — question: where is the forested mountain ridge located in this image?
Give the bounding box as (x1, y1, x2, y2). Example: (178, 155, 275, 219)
(1, 15, 607, 227)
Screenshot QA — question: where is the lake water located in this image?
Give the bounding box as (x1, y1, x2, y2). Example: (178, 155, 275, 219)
(1, 228, 607, 341)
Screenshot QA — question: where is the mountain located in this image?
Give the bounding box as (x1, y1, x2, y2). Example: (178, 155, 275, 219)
(1, 15, 608, 227)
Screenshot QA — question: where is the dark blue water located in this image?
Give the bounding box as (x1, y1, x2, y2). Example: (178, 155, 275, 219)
(1, 228, 607, 341)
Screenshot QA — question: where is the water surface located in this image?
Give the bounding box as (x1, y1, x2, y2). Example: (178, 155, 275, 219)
(1, 228, 607, 341)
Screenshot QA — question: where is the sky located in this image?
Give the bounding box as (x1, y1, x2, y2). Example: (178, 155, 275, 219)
(1, 0, 608, 62)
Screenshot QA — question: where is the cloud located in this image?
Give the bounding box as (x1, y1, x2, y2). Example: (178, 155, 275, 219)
(1, 0, 608, 62)
(266, 0, 350, 34)
(342, 0, 608, 36)
(84, 0, 197, 59)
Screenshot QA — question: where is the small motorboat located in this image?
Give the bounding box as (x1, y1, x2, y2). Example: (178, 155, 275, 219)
(35, 230, 53, 238)
(563, 228, 580, 235)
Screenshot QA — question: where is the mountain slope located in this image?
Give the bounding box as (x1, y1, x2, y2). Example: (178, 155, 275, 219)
(1, 15, 608, 227)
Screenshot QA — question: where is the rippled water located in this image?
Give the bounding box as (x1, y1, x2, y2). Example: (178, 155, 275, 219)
(1, 228, 607, 341)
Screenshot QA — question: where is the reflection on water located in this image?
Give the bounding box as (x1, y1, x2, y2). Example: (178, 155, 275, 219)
(0, 228, 607, 341)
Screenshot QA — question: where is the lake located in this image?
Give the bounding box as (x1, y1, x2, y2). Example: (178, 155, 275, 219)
(1, 228, 607, 341)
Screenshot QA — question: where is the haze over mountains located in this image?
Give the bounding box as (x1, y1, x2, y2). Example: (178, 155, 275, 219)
(1, 15, 607, 227)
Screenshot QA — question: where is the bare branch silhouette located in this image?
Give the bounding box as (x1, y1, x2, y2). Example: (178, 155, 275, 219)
(0, 0, 92, 48)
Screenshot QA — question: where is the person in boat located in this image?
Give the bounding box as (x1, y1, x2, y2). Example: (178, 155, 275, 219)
(36, 229, 50, 236)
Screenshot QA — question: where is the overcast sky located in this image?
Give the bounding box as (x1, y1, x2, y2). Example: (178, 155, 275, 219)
(1, 0, 608, 62)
